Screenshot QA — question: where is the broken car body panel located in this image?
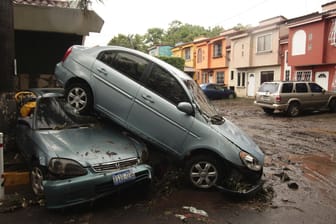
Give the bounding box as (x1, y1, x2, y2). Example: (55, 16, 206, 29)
(15, 88, 152, 209)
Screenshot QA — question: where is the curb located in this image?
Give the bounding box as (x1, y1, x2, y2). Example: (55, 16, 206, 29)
(2, 172, 30, 187)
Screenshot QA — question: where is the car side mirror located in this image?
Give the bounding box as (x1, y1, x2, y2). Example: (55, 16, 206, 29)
(177, 102, 194, 115)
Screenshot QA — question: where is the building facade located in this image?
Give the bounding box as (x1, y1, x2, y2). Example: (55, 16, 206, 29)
(287, 1, 336, 91)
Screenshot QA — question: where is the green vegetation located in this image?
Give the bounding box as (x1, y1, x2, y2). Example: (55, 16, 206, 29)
(108, 20, 225, 52)
(158, 56, 185, 70)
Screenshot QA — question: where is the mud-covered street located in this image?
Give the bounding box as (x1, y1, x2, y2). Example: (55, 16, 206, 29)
(1, 98, 336, 224)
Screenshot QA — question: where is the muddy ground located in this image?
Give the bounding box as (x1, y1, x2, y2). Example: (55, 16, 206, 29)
(1, 98, 335, 224)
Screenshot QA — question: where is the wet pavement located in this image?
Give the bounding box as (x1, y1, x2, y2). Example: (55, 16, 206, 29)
(1, 98, 336, 223)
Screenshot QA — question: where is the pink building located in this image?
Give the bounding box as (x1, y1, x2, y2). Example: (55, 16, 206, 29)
(286, 1, 336, 91)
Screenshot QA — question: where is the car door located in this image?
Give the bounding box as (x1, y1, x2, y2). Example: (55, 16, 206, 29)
(308, 82, 330, 108)
(92, 51, 149, 125)
(294, 83, 312, 109)
(126, 63, 194, 155)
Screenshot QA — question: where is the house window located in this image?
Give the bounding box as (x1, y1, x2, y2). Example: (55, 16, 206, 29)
(184, 47, 191, 60)
(237, 72, 246, 87)
(257, 33, 272, 53)
(216, 72, 224, 84)
(231, 71, 234, 80)
(197, 49, 202, 63)
(329, 19, 336, 46)
(260, 71, 274, 84)
(296, 70, 312, 81)
(213, 41, 222, 57)
(292, 30, 306, 55)
(285, 70, 290, 81)
(202, 72, 207, 83)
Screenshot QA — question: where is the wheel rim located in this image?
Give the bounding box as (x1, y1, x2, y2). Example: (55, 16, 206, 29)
(290, 105, 299, 116)
(67, 87, 87, 111)
(190, 161, 218, 188)
(31, 167, 44, 195)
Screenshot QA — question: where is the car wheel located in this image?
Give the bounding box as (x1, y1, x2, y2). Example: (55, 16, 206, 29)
(287, 102, 300, 117)
(263, 108, 274, 114)
(185, 155, 223, 189)
(329, 99, 336, 113)
(30, 166, 45, 196)
(66, 83, 93, 114)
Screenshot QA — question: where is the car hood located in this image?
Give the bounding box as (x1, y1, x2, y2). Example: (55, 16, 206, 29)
(211, 119, 264, 163)
(38, 126, 140, 166)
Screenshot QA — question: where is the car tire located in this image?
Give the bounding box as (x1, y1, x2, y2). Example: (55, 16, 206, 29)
(287, 102, 300, 117)
(30, 166, 45, 196)
(185, 155, 223, 189)
(262, 108, 274, 114)
(65, 83, 93, 114)
(329, 99, 336, 113)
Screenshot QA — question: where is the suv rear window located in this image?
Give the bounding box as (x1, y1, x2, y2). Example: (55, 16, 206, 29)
(258, 83, 279, 93)
(281, 83, 293, 93)
(295, 83, 308, 93)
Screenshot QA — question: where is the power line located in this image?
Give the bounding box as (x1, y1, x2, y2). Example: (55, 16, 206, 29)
(212, 0, 271, 27)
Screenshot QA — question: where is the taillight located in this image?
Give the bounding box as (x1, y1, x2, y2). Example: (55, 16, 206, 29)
(61, 47, 73, 62)
(275, 95, 281, 102)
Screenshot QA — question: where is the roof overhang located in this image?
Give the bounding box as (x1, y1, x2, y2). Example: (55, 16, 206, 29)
(14, 4, 104, 35)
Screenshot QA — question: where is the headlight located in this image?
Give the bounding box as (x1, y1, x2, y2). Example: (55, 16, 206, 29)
(239, 151, 262, 171)
(48, 158, 87, 178)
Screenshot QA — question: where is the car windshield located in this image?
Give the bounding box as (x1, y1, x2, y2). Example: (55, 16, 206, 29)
(184, 80, 218, 118)
(259, 83, 279, 93)
(36, 97, 96, 130)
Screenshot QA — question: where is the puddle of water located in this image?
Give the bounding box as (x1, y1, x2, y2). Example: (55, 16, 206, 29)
(290, 154, 336, 188)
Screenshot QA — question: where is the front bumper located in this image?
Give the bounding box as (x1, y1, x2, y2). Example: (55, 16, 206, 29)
(43, 164, 152, 209)
(217, 164, 264, 196)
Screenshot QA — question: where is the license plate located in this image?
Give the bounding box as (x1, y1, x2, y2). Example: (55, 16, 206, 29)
(112, 169, 135, 186)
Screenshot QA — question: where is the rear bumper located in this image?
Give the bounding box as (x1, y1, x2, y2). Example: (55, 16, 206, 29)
(254, 101, 288, 111)
(43, 164, 152, 209)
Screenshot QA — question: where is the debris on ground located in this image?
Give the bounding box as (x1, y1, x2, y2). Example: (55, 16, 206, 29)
(0, 192, 45, 213)
(287, 182, 299, 190)
(175, 206, 213, 223)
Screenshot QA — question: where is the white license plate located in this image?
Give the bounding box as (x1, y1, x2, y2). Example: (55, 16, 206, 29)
(112, 169, 135, 186)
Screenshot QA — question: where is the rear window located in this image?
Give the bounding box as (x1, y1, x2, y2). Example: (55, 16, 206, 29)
(258, 83, 279, 93)
(281, 83, 293, 93)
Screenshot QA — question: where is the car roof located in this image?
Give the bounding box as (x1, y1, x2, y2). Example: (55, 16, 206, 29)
(82, 45, 193, 81)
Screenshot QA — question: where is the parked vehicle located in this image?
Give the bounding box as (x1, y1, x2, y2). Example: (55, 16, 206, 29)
(55, 45, 264, 192)
(15, 89, 152, 209)
(254, 81, 336, 117)
(200, 83, 236, 100)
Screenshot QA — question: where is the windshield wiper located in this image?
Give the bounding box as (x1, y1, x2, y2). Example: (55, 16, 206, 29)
(210, 115, 225, 125)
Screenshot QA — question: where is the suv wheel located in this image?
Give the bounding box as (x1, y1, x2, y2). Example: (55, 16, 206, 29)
(262, 108, 274, 115)
(185, 155, 223, 189)
(66, 83, 93, 114)
(329, 99, 336, 112)
(287, 102, 300, 117)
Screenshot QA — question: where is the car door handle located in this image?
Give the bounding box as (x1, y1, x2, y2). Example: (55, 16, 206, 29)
(97, 67, 107, 75)
(141, 94, 154, 103)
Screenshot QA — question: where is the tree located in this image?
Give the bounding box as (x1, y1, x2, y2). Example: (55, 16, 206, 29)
(108, 34, 146, 52)
(143, 28, 165, 46)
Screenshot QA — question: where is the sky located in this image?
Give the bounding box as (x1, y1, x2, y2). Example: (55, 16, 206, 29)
(84, 0, 331, 46)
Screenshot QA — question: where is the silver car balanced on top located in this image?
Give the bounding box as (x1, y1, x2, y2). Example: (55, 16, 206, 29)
(55, 45, 264, 193)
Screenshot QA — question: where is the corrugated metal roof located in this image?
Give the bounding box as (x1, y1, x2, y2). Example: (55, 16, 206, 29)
(13, 0, 70, 8)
